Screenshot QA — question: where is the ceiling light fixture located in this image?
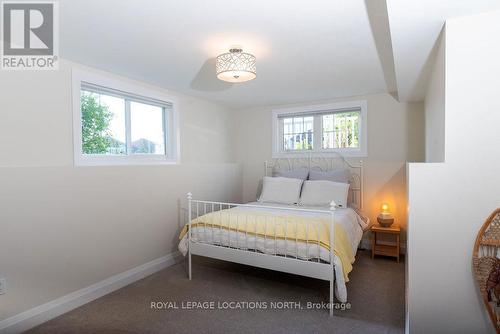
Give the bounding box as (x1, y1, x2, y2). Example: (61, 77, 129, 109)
(216, 48, 256, 83)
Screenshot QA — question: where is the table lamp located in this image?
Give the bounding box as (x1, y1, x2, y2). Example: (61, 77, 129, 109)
(377, 203, 394, 227)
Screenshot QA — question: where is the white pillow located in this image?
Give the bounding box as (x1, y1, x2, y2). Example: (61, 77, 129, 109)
(259, 177, 303, 205)
(299, 180, 350, 208)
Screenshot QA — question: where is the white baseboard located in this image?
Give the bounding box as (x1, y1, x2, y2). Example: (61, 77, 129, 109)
(0, 251, 182, 334)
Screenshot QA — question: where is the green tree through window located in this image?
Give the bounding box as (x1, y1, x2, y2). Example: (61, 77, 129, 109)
(81, 93, 113, 154)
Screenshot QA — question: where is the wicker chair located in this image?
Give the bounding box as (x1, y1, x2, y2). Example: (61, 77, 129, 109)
(473, 208, 500, 333)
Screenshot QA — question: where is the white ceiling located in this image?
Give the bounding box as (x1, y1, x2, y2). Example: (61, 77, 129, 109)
(386, 0, 500, 102)
(60, 0, 500, 108)
(59, 0, 388, 109)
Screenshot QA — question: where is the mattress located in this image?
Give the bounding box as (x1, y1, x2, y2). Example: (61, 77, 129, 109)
(178, 202, 365, 302)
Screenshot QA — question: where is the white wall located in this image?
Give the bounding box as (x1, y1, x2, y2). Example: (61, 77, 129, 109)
(407, 10, 500, 333)
(0, 60, 241, 320)
(424, 31, 446, 163)
(234, 93, 425, 245)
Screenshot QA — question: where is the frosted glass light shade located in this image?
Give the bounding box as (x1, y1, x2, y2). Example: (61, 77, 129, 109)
(216, 48, 256, 83)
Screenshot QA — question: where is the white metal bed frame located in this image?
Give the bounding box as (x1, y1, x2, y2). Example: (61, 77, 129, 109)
(186, 154, 363, 316)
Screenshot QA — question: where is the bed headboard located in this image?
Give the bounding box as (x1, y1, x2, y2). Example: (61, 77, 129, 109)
(265, 153, 364, 210)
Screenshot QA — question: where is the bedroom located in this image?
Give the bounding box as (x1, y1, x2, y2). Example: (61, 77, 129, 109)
(1, 0, 500, 333)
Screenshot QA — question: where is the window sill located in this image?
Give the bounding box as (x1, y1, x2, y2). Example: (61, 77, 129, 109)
(74, 156, 179, 166)
(272, 150, 367, 159)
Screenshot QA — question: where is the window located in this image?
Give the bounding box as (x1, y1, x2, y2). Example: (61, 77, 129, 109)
(321, 112, 360, 149)
(73, 70, 178, 165)
(272, 101, 367, 157)
(283, 116, 314, 150)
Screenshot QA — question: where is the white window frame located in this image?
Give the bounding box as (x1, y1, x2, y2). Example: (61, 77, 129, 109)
(272, 100, 367, 158)
(72, 69, 180, 166)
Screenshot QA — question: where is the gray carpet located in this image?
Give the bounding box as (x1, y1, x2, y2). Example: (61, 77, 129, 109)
(27, 250, 405, 334)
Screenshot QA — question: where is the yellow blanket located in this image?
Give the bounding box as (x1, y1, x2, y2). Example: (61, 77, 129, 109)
(179, 209, 355, 281)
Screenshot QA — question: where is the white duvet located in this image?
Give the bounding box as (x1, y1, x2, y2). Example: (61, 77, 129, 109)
(178, 202, 367, 302)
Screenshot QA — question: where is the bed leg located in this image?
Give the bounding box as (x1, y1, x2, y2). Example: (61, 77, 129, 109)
(330, 276, 334, 317)
(188, 250, 192, 280)
(187, 192, 193, 280)
(329, 201, 336, 317)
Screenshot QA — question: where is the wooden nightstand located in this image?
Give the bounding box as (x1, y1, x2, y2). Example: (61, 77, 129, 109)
(371, 224, 401, 262)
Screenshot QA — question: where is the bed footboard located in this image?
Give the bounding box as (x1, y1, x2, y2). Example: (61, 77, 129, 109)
(186, 193, 337, 316)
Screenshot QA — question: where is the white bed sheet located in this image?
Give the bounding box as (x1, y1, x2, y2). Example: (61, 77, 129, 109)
(178, 202, 364, 302)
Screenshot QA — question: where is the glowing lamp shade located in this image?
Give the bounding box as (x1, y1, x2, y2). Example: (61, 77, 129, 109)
(381, 203, 390, 213)
(216, 48, 256, 83)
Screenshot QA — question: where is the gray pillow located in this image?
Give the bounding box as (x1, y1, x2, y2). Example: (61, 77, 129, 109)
(273, 168, 309, 180)
(308, 169, 351, 183)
